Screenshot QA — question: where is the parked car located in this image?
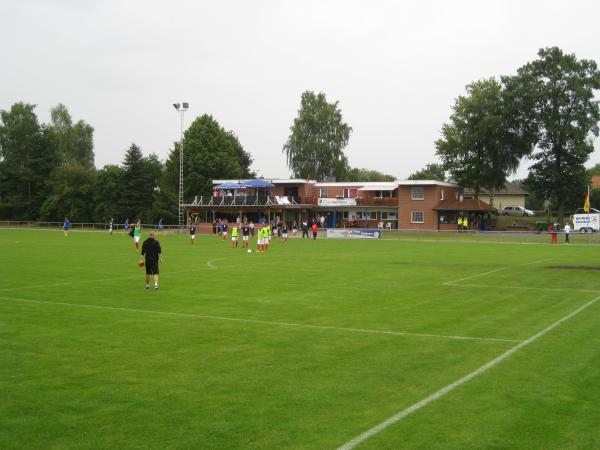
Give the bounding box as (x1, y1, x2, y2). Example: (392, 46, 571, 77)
(500, 206, 535, 217)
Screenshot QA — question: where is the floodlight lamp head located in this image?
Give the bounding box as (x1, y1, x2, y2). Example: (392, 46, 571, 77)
(182, 102, 189, 110)
(173, 103, 181, 110)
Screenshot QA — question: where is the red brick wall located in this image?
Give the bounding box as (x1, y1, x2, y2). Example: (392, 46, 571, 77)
(397, 185, 459, 230)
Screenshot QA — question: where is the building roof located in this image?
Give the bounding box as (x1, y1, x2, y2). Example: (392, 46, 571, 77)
(463, 180, 528, 196)
(214, 178, 458, 188)
(433, 198, 497, 212)
(396, 179, 457, 187)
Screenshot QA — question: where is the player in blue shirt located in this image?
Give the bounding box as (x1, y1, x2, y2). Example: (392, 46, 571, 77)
(63, 217, 71, 237)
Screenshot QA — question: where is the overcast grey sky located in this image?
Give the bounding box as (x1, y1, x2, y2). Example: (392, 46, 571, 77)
(1, 0, 599, 180)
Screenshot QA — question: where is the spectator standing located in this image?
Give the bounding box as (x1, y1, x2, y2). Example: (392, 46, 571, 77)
(292, 221, 298, 237)
(548, 222, 558, 244)
(302, 220, 309, 238)
(457, 216, 463, 232)
(564, 222, 571, 244)
(311, 222, 318, 240)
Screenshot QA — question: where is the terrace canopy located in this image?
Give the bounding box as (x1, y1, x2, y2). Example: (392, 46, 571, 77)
(244, 179, 275, 188)
(215, 182, 251, 190)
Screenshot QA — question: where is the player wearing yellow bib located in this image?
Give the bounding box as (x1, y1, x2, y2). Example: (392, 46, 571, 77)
(263, 225, 270, 252)
(231, 225, 239, 248)
(257, 226, 264, 252)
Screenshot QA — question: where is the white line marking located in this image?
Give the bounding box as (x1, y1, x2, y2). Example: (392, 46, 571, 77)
(336, 293, 600, 450)
(450, 283, 600, 293)
(443, 266, 509, 285)
(443, 258, 552, 286)
(0, 296, 520, 343)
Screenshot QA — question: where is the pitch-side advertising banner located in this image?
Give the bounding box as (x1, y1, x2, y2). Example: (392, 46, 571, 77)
(327, 229, 382, 239)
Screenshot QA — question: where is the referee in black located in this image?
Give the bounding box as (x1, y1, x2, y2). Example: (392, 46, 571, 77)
(140, 231, 163, 290)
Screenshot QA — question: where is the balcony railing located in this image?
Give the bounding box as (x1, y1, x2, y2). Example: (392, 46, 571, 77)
(184, 195, 310, 207)
(184, 195, 399, 208)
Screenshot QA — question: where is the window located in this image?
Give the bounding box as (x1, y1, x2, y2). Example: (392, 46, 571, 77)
(439, 213, 458, 224)
(381, 211, 397, 220)
(356, 211, 377, 219)
(411, 211, 424, 223)
(344, 188, 358, 198)
(440, 189, 444, 201)
(412, 187, 425, 200)
(320, 188, 328, 198)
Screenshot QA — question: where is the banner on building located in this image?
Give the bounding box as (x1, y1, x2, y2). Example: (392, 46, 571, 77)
(318, 198, 357, 206)
(327, 229, 381, 239)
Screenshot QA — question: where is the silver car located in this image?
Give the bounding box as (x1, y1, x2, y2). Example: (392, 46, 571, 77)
(500, 206, 535, 217)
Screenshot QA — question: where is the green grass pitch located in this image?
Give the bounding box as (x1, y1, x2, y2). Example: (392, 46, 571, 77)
(1, 229, 600, 449)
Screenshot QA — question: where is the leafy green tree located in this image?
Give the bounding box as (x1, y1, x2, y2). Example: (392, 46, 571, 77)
(119, 143, 160, 222)
(586, 163, 600, 178)
(514, 176, 546, 211)
(283, 91, 352, 181)
(48, 103, 94, 168)
(344, 167, 395, 182)
(93, 164, 125, 222)
(407, 163, 446, 181)
(154, 114, 254, 221)
(436, 78, 531, 198)
(0, 102, 59, 219)
(39, 164, 96, 222)
(503, 47, 600, 219)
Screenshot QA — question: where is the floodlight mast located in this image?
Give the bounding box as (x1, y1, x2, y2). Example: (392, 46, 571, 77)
(173, 102, 189, 230)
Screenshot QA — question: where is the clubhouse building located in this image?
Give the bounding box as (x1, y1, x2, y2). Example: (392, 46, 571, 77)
(184, 178, 511, 231)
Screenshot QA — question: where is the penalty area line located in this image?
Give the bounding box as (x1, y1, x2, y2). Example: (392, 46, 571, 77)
(0, 296, 520, 343)
(336, 292, 600, 450)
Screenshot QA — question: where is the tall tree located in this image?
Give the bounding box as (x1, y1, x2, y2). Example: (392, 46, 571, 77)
(283, 91, 352, 181)
(119, 143, 159, 222)
(344, 167, 395, 182)
(93, 164, 125, 222)
(407, 163, 446, 181)
(48, 103, 95, 168)
(435, 78, 531, 198)
(503, 47, 600, 219)
(0, 102, 59, 219)
(39, 164, 96, 222)
(154, 114, 254, 221)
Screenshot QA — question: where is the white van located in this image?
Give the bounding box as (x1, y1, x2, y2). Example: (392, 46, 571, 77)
(572, 208, 600, 232)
